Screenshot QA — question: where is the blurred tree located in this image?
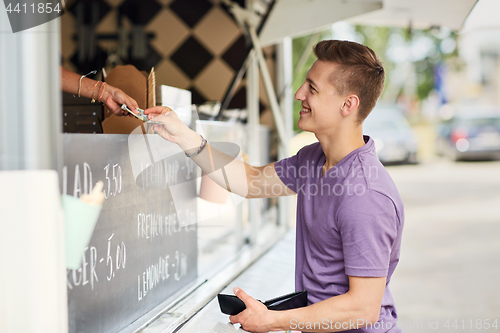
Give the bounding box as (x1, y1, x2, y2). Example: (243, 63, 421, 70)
(357, 25, 460, 121)
(291, 32, 325, 132)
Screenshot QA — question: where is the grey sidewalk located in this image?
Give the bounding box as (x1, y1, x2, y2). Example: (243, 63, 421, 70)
(175, 230, 296, 333)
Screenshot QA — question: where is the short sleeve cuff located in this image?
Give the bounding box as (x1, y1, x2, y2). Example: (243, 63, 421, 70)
(274, 158, 298, 193)
(345, 266, 388, 278)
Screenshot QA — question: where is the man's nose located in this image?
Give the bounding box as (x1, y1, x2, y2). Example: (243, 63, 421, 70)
(295, 84, 305, 101)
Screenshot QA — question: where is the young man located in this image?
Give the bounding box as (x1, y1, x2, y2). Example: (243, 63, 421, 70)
(145, 40, 404, 333)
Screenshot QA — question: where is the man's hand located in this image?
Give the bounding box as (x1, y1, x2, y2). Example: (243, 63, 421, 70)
(229, 287, 276, 333)
(144, 105, 170, 119)
(144, 106, 192, 144)
(102, 85, 139, 116)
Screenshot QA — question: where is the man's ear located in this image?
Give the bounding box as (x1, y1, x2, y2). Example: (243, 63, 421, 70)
(340, 95, 360, 118)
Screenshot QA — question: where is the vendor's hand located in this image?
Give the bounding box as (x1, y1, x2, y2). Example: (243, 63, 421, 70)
(102, 84, 139, 116)
(229, 287, 275, 333)
(144, 106, 189, 144)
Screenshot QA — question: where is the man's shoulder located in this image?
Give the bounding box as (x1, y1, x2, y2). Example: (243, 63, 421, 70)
(335, 186, 403, 230)
(339, 154, 403, 217)
(350, 150, 397, 191)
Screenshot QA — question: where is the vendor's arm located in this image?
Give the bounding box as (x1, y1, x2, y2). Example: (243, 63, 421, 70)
(145, 106, 296, 199)
(230, 276, 386, 332)
(61, 67, 139, 116)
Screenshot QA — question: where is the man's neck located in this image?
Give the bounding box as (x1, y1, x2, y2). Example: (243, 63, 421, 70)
(315, 126, 365, 171)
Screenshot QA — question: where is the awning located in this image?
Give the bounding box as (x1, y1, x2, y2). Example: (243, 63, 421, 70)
(259, 0, 478, 47)
(259, 0, 383, 46)
(348, 0, 478, 31)
(460, 0, 500, 33)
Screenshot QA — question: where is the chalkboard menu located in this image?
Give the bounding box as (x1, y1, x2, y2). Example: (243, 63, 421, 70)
(62, 133, 198, 333)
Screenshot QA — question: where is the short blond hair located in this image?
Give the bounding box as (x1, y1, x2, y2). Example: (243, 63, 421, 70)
(313, 40, 385, 122)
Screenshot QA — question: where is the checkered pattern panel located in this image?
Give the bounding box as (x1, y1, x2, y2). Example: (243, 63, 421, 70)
(61, 0, 275, 111)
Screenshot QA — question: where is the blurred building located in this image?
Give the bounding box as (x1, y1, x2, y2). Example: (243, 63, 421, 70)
(457, 0, 500, 106)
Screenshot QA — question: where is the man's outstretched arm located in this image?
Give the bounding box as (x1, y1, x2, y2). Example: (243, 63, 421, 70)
(145, 106, 295, 199)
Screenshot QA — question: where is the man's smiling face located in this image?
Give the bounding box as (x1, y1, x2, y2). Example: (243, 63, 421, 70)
(294, 60, 347, 135)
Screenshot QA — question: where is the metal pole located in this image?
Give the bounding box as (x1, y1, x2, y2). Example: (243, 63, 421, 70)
(0, 9, 62, 170)
(276, 37, 293, 157)
(247, 22, 288, 157)
(246, 50, 262, 245)
(276, 37, 294, 229)
(294, 32, 320, 76)
(0, 7, 67, 333)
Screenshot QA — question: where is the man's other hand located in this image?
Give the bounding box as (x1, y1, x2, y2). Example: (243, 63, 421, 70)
(229, 287, 275, 333)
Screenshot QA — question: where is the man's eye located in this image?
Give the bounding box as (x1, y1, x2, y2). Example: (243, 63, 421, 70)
(309, 85, 316, 93)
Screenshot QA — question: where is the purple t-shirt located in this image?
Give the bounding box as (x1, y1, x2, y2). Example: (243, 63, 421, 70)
(275, 136, 404, 333)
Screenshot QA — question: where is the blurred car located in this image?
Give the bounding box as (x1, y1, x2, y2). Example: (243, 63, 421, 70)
(436, 106, 500, 161)
(364, 106, 419, 164)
